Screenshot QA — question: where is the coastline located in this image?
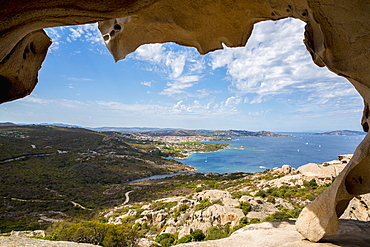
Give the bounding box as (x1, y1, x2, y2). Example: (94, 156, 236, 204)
(172, 144, 230, 159)
(128, 144, 230, 183)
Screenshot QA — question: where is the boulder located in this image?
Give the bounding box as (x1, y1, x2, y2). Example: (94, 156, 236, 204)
(196, 190, 239, 207)
(341, 193, 370, 221)
(175, 220, 370, 247)
(0, 236, 99, 246)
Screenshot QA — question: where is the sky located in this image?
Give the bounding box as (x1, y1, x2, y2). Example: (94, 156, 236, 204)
(0, 18, 364, 132)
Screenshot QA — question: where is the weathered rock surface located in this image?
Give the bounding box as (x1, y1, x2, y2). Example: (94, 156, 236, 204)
(0, 235, 99, 247)
(0, 0, 158, 103)
(296, 135, 370, 242)
(341, 193, 370, 222)
(99, 0, 310, 61)
(1, 0, 370, 243)
(179, 204, 244, 238)
(0, 30, 51, 103)
(175, 220, 370, 247)
(196, 190, 240, 207)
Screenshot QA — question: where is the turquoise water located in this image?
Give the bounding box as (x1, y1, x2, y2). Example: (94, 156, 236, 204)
(175, 133, 365, 174)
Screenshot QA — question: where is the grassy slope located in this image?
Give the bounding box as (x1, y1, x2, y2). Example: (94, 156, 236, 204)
(0, 125, 191, 232)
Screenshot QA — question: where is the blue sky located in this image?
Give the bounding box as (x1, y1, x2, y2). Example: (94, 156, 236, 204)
(0, 18, 364, 132)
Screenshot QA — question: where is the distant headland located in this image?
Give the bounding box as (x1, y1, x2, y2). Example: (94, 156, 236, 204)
(315, 130, 366, 136)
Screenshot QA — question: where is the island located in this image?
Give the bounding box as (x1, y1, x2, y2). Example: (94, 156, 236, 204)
(315, 130, 366, 136)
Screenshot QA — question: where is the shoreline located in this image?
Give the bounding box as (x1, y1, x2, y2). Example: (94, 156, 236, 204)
(170, 144, 230, 159)
(128, 145, 230, 183)
(128, 154, 353, 184)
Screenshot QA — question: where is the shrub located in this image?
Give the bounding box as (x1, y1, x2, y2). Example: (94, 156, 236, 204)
(303, 179, 318, 189)
(231, 191, 250, 199)
(255, 190, 267, 198)
(195, 199, 212, 211)
(155, 233, 176, 247)
(248, 218, 261, 224)
(263, 206, 302, 222)
(174, 204, 189, 219)
(239, 217, 248, 225)
(263, 211, 290, 221)
(150, 201, 178, 211)
(177, 234, 193, 244)
(237, 201, 251, 215)
(191, 229, 205, 241)
(45, 221, 140, 246)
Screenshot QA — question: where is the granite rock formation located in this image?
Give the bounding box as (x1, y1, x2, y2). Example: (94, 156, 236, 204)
(1, 0, 369, 243)
(174, 220, 370, 247)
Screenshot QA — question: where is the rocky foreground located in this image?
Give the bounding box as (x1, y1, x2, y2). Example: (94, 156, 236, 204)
(2, 154, 370, 246)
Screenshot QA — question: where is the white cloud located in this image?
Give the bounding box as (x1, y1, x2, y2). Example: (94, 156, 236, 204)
(96, 101, 164, 113)
(210, 18, 358, 105)
(20, 96, 88, 109)
(135, 44, 166, 63)
(67, 24, 104, 45)
(45, 23, 105, 52)
(44, 28, 62, 52)
(69, 27, 82, 41)
(67, 77, 93, 81)
(160, 75, 200, 96)
(21, 96, 53, 104)
(141, 81, 152, 87)
(225, 96, 242, 107)
(133, 43, 206, 97)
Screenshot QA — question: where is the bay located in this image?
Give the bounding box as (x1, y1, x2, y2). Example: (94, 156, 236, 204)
(175, 133, 365, 174)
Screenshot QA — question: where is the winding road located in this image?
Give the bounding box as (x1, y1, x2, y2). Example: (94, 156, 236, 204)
(123, 190, 134, 204)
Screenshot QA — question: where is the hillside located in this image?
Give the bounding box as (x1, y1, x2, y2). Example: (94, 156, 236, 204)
(144, 129, 292, 137)
(0, 125, 195, 232)
(2, 155, 370, 247)
(315, 130, 366, 136)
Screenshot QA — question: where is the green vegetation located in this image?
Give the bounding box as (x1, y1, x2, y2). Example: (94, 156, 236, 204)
(0, 124, 334, 247)
(174, 204, 189, 219)
(254, 179, 329, 201)
(150, 201, 178, 211)
(155, 233, 177, 247)
(190, 229, 206, 241)
(0, 125, 194, 232)
(130, 141, 229, 159)
(195, 199, 223, 211)
(237, 201, 251, 215)
(263, 206, 302, 221)
(177, 234, 194, 244)
(205, 225, 230, 240)
(44, 221, 140, 246)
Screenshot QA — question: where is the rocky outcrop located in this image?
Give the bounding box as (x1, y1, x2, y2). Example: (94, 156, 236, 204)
(179, 204, 244, 238)
(0, 30, 51, 103)
(295, 135, 370, 242)
(0, 235, 99, 247)
(1, 0, 370, 243)
(175, 220, 370, 247)
(100, 156, 364, 243)
(341, 193, 370, 222)
(0, 0, 157, 103)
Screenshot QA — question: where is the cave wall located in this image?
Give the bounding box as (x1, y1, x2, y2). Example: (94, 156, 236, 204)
(0, 0, 369, 242)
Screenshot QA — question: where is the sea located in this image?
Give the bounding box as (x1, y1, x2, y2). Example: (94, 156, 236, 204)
(130, 133, 365, 183)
